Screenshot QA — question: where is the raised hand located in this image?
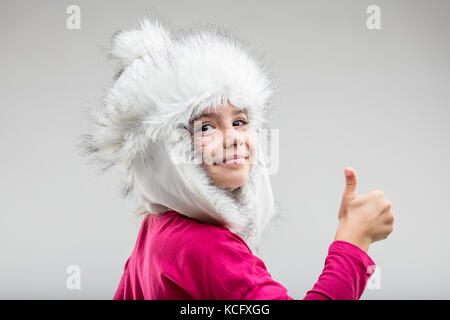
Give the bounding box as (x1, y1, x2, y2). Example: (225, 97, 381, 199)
(334, 167, 395, 252)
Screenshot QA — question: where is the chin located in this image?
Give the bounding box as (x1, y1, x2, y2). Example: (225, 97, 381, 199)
(208, 168, 250, 191)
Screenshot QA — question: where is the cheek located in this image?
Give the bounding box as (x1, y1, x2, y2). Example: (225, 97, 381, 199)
(196, 136, 218, 164)
(246, 133, 257, 161)
(249, 139, 256, 156)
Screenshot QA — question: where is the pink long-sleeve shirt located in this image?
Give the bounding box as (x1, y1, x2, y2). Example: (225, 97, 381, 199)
(113, 210, 376, 300)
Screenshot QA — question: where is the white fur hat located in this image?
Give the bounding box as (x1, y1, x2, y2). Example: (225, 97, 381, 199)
(80, 17, 278, 253)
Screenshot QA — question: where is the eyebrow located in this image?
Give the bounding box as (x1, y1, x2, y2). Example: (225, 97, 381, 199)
(197, 109, 248, 119)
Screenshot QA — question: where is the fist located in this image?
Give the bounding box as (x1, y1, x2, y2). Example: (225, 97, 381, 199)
(335, 167, 395, 252)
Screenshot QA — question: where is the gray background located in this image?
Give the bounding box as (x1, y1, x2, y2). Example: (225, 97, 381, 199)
(1, 0, 449, 299)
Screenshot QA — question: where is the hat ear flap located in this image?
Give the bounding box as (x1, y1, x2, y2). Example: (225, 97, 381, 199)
(110, 17, 173, 68)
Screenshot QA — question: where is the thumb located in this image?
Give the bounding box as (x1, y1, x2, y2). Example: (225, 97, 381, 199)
(343, 167, 358, 201)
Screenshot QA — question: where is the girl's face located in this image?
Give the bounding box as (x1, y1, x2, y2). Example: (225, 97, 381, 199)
(191, 104, 256, 191)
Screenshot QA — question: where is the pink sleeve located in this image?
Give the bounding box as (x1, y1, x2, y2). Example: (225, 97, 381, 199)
(303, 240, 376, 300)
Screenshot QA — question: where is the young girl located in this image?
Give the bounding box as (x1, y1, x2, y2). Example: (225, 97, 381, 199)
(80, 17, 394, 300)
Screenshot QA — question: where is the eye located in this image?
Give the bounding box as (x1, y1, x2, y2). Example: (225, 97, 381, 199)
(233, 119, 247, 127)
(201, 124, 214, 132)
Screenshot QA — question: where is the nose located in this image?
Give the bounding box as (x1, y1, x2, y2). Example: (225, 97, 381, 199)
(223, 127, 245, 149)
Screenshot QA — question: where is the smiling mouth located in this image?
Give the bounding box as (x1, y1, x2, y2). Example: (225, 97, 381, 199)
(214, 156, 249, 166)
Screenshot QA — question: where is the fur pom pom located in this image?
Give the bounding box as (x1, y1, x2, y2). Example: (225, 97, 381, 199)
(110, 17, 173, 68)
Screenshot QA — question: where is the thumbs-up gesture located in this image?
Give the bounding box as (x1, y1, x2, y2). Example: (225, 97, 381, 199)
(334, 167, 395, 252)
